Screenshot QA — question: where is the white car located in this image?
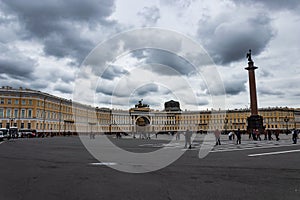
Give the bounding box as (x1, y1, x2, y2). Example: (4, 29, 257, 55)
(0, 130, 10, 141)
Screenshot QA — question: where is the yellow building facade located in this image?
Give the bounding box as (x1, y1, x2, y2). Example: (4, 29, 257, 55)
(0, 86, 299, 135)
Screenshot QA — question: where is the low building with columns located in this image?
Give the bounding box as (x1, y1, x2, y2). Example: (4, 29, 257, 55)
(0, 86, 298, 135)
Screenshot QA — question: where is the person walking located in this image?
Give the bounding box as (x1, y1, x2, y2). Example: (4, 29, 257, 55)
(184, 128, 192, 149)
(235, 128, 241, 145)
(267, 130, 273, 140)
(292, 129, 298, 144)
(264, 129, 268, 140)
(256, 129, 262, 141)
(228, 131, 234, 141)
(214, 129, 221, 145)
(175, 131, 180, 140)
(275, 130, 280, 141)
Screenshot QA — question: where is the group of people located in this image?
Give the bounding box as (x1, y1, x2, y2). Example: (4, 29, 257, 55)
(215, 128, 242, 145)
(108, 128, 299, 147)
(175, 129, 193, 149)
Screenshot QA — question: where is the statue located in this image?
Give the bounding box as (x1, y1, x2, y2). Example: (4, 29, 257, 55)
(246, 49, 253, 62)
(135, 99, 149, 108)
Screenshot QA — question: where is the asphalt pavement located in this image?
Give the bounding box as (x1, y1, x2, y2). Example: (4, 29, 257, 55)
(0, 135, 299, 200)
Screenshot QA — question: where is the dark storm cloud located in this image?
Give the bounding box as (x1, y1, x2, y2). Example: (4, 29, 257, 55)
(43, 31, 94, 62)
(96, 85, 128, 98)
(224, 79, 247, 95)
(131, 49, 196, 76)
(0, 57, 36, 79)
(1, 0, 116, 63)
(235, 0, 300, 11)
(198, 12, 275, 65)
(134, 83, 159, 96)
(96, 86, 113, 96)
(54, 85, 73, 94)
(30, 81, 49, 90)
(138, 6, 160, 25)
(101, 64, 129, 80)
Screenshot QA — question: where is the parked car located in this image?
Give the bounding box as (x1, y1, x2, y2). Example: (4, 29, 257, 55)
(19, 129, 37, 138)
(9, 127, 19, 138)
(0, 130, 10, 141)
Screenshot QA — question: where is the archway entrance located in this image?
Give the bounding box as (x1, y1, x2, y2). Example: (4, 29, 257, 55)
(135, 116, 151, 139)
(136, 116, 150, 126)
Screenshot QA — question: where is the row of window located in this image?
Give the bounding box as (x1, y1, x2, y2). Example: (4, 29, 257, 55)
(0, 122, 31, 129)
(0, 98, 33, 106)
(0, 108, 32, 118)
(0, 98, 74, 113)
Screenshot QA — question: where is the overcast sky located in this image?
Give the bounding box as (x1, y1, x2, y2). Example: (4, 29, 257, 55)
(0, 0, 299, 111)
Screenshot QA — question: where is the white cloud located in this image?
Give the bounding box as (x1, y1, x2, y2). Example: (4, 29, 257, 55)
(0, 0, 299, 111)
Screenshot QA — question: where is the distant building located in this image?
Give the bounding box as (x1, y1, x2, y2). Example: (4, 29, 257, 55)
(0, 86, 299, 135)
(164, 100, 181, 111)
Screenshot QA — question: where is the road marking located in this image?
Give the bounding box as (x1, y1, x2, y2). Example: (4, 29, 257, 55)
(211, 143, 300, 153)
(0, 141, 4, 145)
(248, 149, 300, 157)
(89, 162, 117, 166)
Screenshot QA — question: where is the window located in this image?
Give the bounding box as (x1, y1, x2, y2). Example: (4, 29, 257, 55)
(28, 109, 32, 118)
(14, 109, 18, 118)
(21, 123, 24, 129)
(22, 99, 26, 105)
(15, 99, 19, 105)
(21, 109, 26, 118)
(27, 123, 31, 129)
(6, 109, 11, 118)
(28, 100, 33, 106)
(0, 98, 4, 104)
(7, 99, 11, 104)
(0, 109, 4, 118)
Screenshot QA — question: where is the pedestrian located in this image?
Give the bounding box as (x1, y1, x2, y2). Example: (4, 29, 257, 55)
(147, 131, 151, 139)
(184, 128, 192, 149)
(214, 129, 221, 145)
(292, 129, 298, 144)
(175, 131, 180, 140)
(251, 129, 257, 140)
(248, 130, 252, 139)
(275, 130, 280, 141)
(256, 129, 262, 141)
(267, 130, 273, 140)
(228, 131, 234, 141)
(235, 128, 241, 145)
(264, 129, 267, 140)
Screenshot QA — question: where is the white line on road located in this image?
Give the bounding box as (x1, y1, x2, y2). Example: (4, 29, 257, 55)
(248, 149, 300, 157)
(211, 143, 300, 153)
(89, 162, 117, 166)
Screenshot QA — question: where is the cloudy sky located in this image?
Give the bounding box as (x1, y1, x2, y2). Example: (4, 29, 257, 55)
(0, 0, 299, 111)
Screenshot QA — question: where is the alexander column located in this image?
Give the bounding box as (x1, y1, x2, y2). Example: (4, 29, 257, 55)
(245, 49, 263, 136)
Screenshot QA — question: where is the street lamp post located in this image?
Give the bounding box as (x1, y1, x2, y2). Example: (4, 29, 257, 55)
(284, 116, 289, 135)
